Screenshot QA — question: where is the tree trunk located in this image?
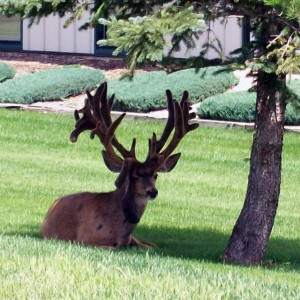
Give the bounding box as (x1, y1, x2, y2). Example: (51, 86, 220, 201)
(223, 71, 287, 265)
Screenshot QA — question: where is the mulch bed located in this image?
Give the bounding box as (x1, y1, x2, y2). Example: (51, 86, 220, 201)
(0, 51, 125, 71)
(0, 51, 156, 78)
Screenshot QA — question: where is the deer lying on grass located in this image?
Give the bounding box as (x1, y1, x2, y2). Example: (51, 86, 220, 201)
(42, 82, 198, 248)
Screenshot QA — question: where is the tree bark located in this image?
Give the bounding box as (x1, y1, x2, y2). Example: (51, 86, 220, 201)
(223, 71, 287, 265)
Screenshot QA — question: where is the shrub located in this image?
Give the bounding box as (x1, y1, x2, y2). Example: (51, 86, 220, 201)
(0, 65, 106, 104)
(285, 101, 300, 125)
(108, 66, 238, 112)
(285, 79, 300, 125)
(0, 61, 16, 83)
(198, 89, 300, 125)
(198, 91, 256, 122)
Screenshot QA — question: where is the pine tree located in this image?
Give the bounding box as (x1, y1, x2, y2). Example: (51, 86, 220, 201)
(97, 6, 207, 73)
(2, 0, 300, 265)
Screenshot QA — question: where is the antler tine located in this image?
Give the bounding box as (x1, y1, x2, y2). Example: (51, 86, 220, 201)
(108, 94, 115, 110)
(70, 97, 97, 142)
(100, 113, 137, 170)
(146, 133, 157, 160)
(98, 82, 112, 128)
(99, 113, 126, 171)
(181, 90, 197, 123)
(180, 90, 189, 105)
(129, 138, 137, 157)
(158, 90, 199, 160)
(160, 101, 184, 158)
(95, 83, 136, 159)
(155, 90, 175, 153)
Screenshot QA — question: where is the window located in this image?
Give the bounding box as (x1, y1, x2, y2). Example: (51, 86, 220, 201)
(94, 24, 126, 56)
(0, 15, 22, 50)
(94, 24, 116, 55)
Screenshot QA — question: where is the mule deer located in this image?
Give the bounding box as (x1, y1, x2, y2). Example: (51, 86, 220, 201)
(42, 82, 198, 248)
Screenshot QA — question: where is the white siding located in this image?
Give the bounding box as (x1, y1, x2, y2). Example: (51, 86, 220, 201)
(44, 14, 60, 52)
(23, 18, 45, 51)
(59, 15, 75, 52)
(23, 11, 94, 54)
(169, 16, 243, 59)
(22, 14, 243, 58)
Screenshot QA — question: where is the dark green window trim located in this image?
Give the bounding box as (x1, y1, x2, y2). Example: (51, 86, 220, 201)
(242, 17, 250, 46)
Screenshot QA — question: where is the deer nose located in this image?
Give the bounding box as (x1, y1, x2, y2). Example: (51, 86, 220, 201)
(147, 188, 158, 199)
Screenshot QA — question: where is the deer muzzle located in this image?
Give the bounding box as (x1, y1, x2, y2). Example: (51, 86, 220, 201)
(147, 188, 158, 199)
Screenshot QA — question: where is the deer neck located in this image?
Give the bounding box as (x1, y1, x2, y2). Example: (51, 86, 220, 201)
(117, 184, 150, 225)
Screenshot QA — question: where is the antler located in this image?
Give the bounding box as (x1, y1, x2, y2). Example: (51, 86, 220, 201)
(147, 89, 199, 163)
(70, 82, 136, 172)
(70, 82, 198, 173)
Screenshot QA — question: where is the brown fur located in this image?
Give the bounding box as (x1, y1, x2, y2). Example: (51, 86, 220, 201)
(42, 171, 158, 248)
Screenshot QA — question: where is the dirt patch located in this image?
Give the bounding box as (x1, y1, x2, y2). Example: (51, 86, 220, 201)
(0, 51, 154, 79)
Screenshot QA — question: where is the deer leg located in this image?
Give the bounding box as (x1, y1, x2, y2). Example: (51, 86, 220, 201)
(128, 236, 156, 248)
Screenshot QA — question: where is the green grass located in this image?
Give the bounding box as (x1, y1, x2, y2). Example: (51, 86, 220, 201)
(1, 109, 300, 299)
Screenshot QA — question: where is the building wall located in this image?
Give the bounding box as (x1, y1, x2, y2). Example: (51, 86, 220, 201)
(169, 16, 243, 59)
(21, 14, 243, 58)
(22, 12, 94, 54)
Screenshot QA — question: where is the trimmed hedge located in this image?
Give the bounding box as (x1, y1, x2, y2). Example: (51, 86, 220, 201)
(198, 89, 300, 125)
(198, 92, 256, 122)
(286, 101, 300, 125)
(108, 66, 238, 112)
(0, 61, 16, 83)
(0, 66, 106, 104)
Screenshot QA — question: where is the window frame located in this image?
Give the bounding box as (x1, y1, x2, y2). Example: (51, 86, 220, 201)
(0, 16, 22, 51)
(94, 23, 123, 56)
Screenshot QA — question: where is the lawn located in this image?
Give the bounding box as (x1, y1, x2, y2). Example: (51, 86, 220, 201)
(1, 109, 300, 299)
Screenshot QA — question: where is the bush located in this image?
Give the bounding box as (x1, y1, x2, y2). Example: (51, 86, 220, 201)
(285, 102, 300, 125)
(0, 66, 106, 104)
(284, 79, 300, 124)
(198, 91, 256, 122)
(198, 90, 300, 125)
(0, 61, 16, 83)
(108, 66, 238, 112)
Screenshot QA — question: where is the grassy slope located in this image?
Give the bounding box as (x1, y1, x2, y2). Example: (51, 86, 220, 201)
(1, 110, 300, 299)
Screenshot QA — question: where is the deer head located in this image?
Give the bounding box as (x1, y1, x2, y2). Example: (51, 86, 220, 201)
(69, 82, 198, 224)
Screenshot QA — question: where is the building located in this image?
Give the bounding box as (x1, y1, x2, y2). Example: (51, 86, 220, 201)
(0, 13, 248, 59)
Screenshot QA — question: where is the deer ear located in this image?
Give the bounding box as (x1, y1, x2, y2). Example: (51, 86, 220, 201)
(114, 159, 134, 189)
(158, 153, 181, 173)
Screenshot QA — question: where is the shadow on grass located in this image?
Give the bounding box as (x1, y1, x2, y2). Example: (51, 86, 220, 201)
(4, 223, 300, 269)
(136, 225, 228, 262)
(3, 224, 42, 240)
(136, 225, 300, 270)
